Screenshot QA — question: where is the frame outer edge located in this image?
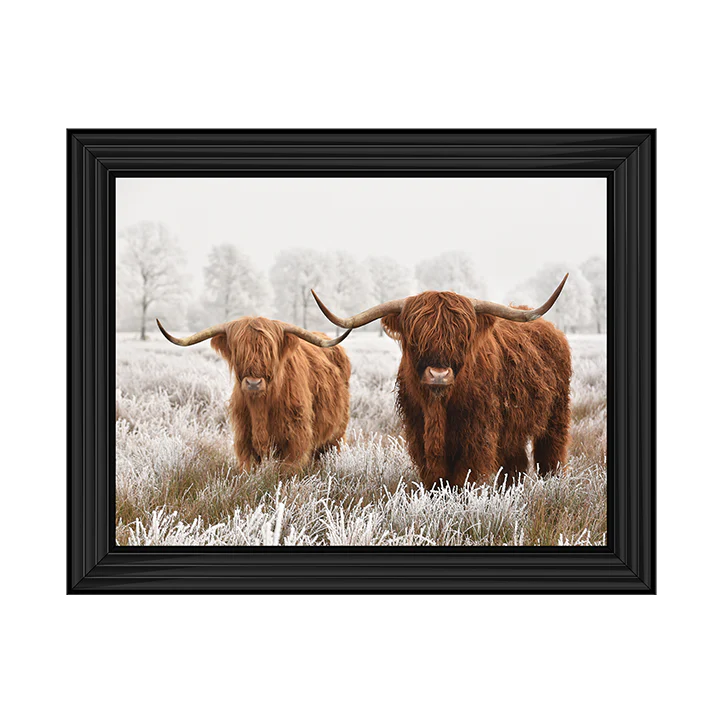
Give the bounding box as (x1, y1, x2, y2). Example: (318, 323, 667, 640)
(68, 133, 82, 590)
(67, 130, 656, 593)
(638, 135, 655, 591)
(651, 128, 665, 600)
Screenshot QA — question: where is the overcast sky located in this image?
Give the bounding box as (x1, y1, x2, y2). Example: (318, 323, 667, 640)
(116, 177, 606, 301)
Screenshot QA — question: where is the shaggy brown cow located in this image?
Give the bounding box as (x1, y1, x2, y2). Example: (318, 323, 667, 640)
(156, 316, 352, 473)
(312, 277, 571, 488)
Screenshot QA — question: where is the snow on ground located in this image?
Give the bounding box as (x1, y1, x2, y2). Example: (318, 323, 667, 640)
(116, 330, 607, 546)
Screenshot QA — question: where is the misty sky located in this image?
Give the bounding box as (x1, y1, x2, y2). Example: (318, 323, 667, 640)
(116, 177, 606, 301)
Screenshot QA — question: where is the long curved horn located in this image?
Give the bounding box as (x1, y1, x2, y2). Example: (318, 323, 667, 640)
(158, 318, 351, 349)
(156, 319, 227, 346)
(311, 290, 406, 329)
(470, 274, 569, 322)
(280, 323, 352, 348)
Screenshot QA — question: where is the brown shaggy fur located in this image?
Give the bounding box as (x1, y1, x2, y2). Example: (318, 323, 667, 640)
(382, 292, 571, 488)
(210, 317, 351, 473)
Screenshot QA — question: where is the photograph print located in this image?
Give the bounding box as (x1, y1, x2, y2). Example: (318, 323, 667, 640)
(116, 176, 607, 547)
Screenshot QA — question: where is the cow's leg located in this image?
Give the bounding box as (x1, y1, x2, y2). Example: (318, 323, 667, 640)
(277, 424, 312, 476)
(422, 401, 449, 490)
(422, 461, 448, 490)
(500, 444, 529, 485)
(233, 431, 257, 472)
(229, 402, 257, 472)
(312, 436, 344, 460)
(399, 396, 447, 489)
(450, 453, 498, 487)
(448, 461, 473, 487)
(320, 409, 349, 457)
(278, 450, 311, 477)
(534, 396, 571, 477)
(278, 413, 314, 476)
(279, 439, 313, 475)
(451, 429, 500, 487)
(403, 423, 429, 487)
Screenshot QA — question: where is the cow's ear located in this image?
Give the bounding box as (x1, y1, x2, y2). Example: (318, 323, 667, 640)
(210, 333, 232, 363)
(475, 313, 497, 335)
(381, 314, 403, 340)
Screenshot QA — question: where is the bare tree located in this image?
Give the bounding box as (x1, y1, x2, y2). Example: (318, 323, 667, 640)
(203, 244, 270, 321)
(367, 256, 414, 335)
(580, 255, 607, 333)
(509, 264, 593, 334)
(270, 248, 330, 328)
(313, 251, 374, 333)
(118, 221, 187, 339)
(415, 250, 486, 297)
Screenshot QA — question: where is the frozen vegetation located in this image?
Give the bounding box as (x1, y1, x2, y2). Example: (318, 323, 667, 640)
(116, 332, 607, 546)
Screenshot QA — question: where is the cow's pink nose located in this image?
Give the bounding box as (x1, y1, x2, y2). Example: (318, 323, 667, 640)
(423, 366, 454, 386)
(243, 377, 266, 392)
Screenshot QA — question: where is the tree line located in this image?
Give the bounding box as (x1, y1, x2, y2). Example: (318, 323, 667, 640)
(117, 221, 606, 338)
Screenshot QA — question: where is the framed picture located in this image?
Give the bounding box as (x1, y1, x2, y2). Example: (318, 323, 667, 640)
(68, 129, 655, 593)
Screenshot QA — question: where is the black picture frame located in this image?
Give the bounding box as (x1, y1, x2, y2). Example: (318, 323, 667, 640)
(68, 129, 655, 594)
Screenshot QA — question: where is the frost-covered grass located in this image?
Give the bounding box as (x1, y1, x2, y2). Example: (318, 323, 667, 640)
(116, 331, 607, 546)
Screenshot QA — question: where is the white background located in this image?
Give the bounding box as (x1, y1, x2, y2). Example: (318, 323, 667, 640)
(2, 1, 720, 721)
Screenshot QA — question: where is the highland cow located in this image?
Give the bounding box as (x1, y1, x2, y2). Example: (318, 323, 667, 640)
(312, 276, 571, 488)
(156, 316, 352, 473)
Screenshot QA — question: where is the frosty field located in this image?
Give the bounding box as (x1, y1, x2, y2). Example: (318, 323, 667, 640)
(116, 331, 607, 546)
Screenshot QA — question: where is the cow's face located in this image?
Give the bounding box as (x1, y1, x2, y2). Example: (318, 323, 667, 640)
(383, 292, 490, 392)
(212, 318, 297, 397)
